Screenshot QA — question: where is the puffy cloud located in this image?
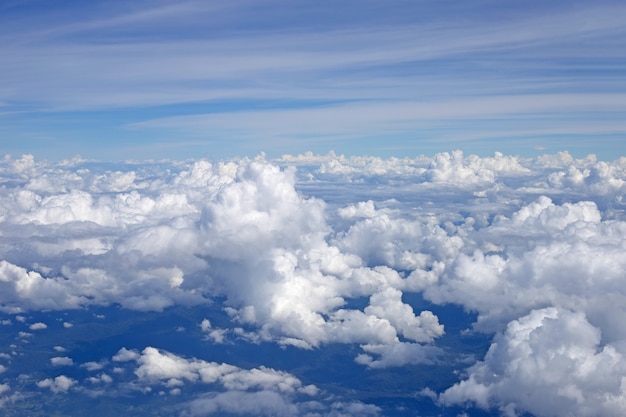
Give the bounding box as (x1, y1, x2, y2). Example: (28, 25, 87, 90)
(29, 322, 47, 330)
(544, 154, 626, 196)
(325, 401, 382, 417)
(183, 390, 299, 417)
(36, 375, 76, 393)
(424, 196, 626, 332)
(333, 201, 462, 278)
(355, 342, 443, 369)
(0, 261, 82, 312)
(112, 347, 139, 362)
(199, 319, 211, 332)
(286, 150, 529, 186)
(365, 288, 443, 343)
(183, 391, 380, 417)
(81, 361, 106, 371)
(0, 154, 450, 361)
(440, 308, 626, 417)
(87, 373, 113, 384)
(129, 346, 316, 395)
(50, 357, 73, 366)
(2, 151, 626, 415)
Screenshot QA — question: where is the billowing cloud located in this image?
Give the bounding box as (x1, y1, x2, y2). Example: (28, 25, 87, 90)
(50, 357, 73, 366)
(355, 342, 443, 369)
(81, 361, 106, 371)
(112, 347, 140, 362)
(29, 322, 47, 330)
(0, 155, 443, 362)
(110, 346, 338, 416)
(183, 390, 298, 417)
(1, 151, 626, 415)
(440, 307, 626, 417)
(128, 346, 317, 396)
(36, 375, 76, 393)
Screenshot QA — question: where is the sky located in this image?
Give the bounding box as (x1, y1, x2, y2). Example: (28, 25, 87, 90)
(1, 0, 626, 161)
(2, 2, 626, 417)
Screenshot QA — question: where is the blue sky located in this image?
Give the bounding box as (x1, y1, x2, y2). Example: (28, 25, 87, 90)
(1, 0, 625, 161)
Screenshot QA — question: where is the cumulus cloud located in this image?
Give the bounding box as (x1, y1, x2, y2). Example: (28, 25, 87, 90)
(50, 357, 73, 366)
(440, 308, 626, 417)
(183, 388, 379, 417)
(423, 195, 626, 333)
(126, 347, 317, 396)
(184, 392, 382, 417)
(199, 319, 228, 343)
(112, 347, 139, 362)
(81, 361, 106, 371)
(36, 375, 76, 393)
(87, 373, 113, 384)
(29, 322, 47, 330)
(183, 390, 298, 417)
(2, 151, 626, 415)
(355, 342, 443, 369)
(365, 288, 443, 343)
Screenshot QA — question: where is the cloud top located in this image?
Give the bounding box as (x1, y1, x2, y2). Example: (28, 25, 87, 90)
(0, 151, 625, 416)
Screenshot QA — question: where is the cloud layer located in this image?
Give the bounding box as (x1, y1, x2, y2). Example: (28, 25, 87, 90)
(0, 150, 625, 416)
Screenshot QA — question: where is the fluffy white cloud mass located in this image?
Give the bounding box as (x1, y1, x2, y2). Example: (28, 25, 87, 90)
(0, 154, 442, 359)
(36, 375, 76, 393)
(50, 356, 74, 366)
(126, 346, 317, 395)
(112, 346, 373, 417)
(1, 151, 626, 416)
(440, 307, 626, 417)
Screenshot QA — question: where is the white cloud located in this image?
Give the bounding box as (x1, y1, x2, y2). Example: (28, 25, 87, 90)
(183, 390, 298, 417)
(130, 346, 316, 396)
(50, 357, 73, 366)
(36, 375, 76, 393)
(112, 348, 139, 362)
(423, 195, 626, 333)
(355, 342, 443, 369)
(183, 391, 381, 417)
(81, 361, 106, 371)
(440, 308, 626, 417)
(365, 288, 443, 343)
(199, 319, 211, 332)
(1, 151, 626, 415)
(87, 373, 113, 384)
(29, 322, 47, 330)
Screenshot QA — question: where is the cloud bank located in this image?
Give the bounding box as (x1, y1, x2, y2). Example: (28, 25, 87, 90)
(0, 150, 625, 416)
